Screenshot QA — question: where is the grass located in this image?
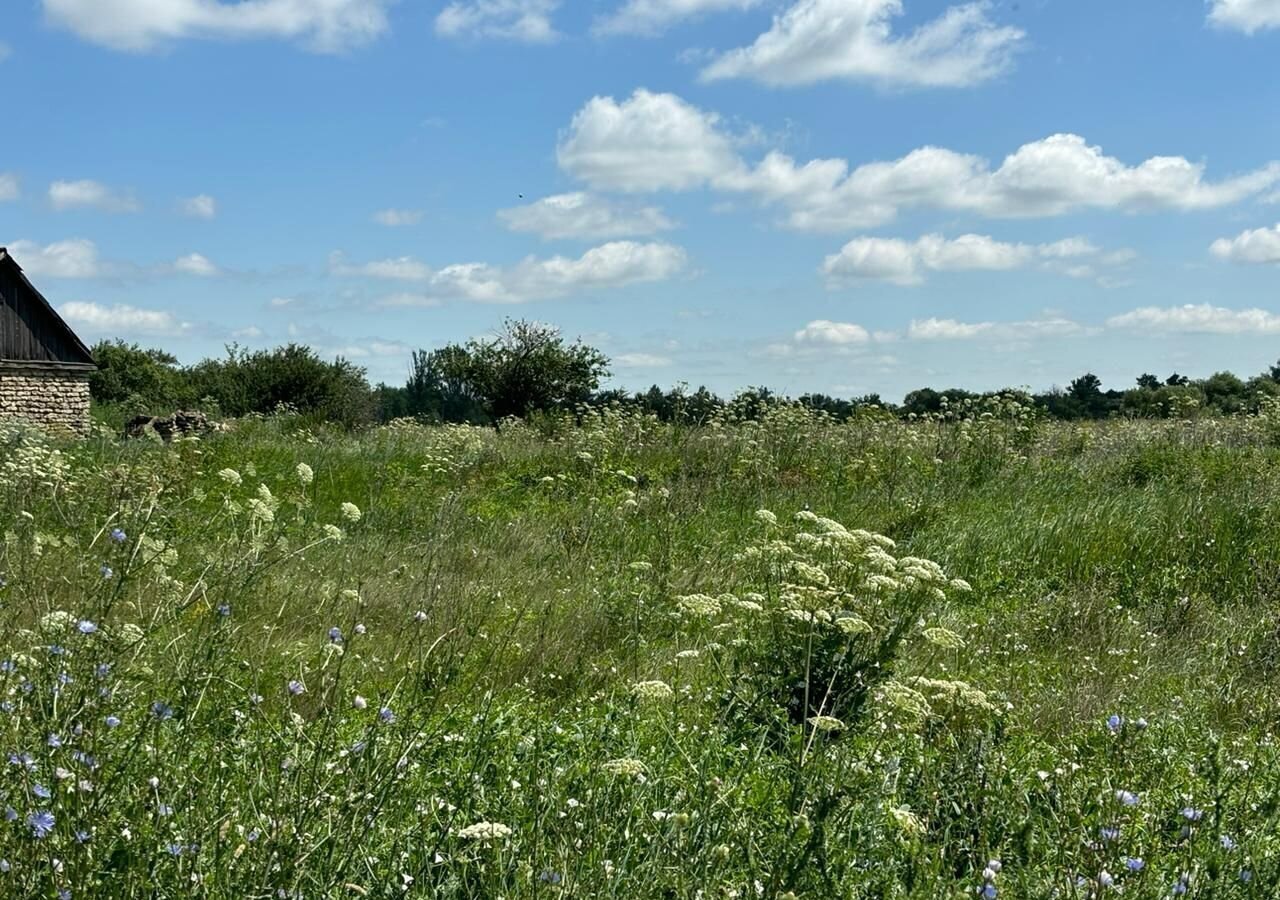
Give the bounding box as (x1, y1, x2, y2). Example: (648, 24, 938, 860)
(3, 398, 1280, 897)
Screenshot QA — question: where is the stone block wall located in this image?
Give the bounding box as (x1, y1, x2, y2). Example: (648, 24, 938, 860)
(0, 367, 92, 433)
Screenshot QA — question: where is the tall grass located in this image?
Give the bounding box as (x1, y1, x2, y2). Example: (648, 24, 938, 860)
(3, 399, 1280, 896)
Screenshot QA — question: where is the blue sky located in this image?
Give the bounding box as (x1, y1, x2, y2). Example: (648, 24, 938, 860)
(3, 0, 1280, 400)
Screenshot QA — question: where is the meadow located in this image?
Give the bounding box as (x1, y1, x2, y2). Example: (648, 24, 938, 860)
(5, 396, 1280, 897)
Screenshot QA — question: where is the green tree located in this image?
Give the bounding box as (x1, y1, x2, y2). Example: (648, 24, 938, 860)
(88, 340, 192, 415)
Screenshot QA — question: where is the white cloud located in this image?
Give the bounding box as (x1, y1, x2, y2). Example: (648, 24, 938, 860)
(373, 208, 424, 227)
(49, 179, 140, 213)
(331, 253, 434, 281)
(42, 0, 392, 52)
(5, 238, 103, 278)
(59, 301, 192, 337)
(794, 319, 872, 345)
(557, 92, 1280, 229)
(1210, 223, 1280, 264)
(180, 194, 217, 219)
(700, 0, 1025, 88)
(557, 90, 741, 192)
(171, 252, 220, 276)
(498, 192, 675, 239)
(268, 297, 298, 308)
(822, 233, 1120, 285)
(232, 326, 264, 339)
(1208, 0, 1280, 34)
(1107, 304, 1280, 335)
(0, 173, 18, 201)
(337, 240, 688, 304)
(378, 292, 443, 308)
(435, 0, 559, 42)
(614, 352, 674, 367)
(907, 316, 1085, 341)
(594, 0, 760, 36)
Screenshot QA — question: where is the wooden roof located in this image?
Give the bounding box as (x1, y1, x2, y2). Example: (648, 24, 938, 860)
(0, 248, 96, 371)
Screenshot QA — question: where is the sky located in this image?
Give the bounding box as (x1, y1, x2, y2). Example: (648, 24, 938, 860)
(2, 0, 1280, 401)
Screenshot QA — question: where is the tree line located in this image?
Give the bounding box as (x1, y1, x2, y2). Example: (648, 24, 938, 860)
(87, 319, 1280, 428)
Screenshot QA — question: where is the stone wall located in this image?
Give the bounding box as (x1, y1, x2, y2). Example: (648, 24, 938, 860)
(0, 367, 92, 433)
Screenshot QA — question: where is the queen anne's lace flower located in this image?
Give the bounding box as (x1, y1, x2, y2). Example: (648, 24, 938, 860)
(631, 680, 674, 702)
(601, 758, 647, 778)
(457, 821, 512, 841)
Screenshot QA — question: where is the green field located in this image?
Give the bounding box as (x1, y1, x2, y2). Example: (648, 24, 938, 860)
(5, 399, 1280, 897)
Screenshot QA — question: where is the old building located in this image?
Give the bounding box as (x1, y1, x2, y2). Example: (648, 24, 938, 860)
(0, 247, 96, 432)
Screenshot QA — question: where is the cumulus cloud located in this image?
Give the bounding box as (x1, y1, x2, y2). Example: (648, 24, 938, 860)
(42, 0, 392, 52)
(0, 173, 18, 201)
(498, 192, 675, 239)
(5, 239, 103, 278)
(822, 233, 1122, 285)
(49, 179, 140, 213)
(435, 0, 559, 42)
(594, 0, 760, 36)
(557, 92, 1280, 230)
(1210, 223, 1280, 264)
(700, 0, 1025, 88)
(907, 316, 1085, 340)
(180, 194, 217, 219)
(171, 252, 220, 276)
(614, 352, 674, 367)
(373, 208, 424, 227)
(1208, 0, 1280, 34)
(335, 240, 688, 303)
(557, 91, 742, 192)
(1107, 304, 1280, 335)
(59, 301, 193, 337)
(794, 319, 872, 345)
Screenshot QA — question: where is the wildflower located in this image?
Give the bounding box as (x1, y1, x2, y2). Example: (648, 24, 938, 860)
(1098, 870, 1114, 888)
(32, 784, 51, 799)
(95, 663, 111, 679)
(323, 524, 344, 541)
(76, 620, 97, 635)
(287, 680, 304, 696)
(1106, 714, 1123, 733)
(601, 757, 646, 778)
(1172, 876, 1189, 895)
(413, 611, 427, 623)
(354, 623, 366, 635)
(1115, 789, 1139, 807)
(151, 701, 173, 721)
(754, 509, 778, 526)
(923, 627, 965, 650)
(378, 707, 395, 724)
(836, 615, 873, 635)
(110, 528, 127, 543)
(539, 871, 562, 885)
(676, 593, 720, 617)
(457, 821, 512, 841)
(75, 829, 90, 844)
(47, 733, 63, 748)
(1181, 807, 1204, 822)
(1100, 826, 1119, 841)
(353, 695, 368, 710)
(1124, 857, 1144, 872)
(218, 468, 242, 486)
(296, 463, 314, 485)
(27, 810, 55, 838)
(100, 565, 113, 580)
(328, 627, 343, 644)
(807, 715, 845, 733)
(216, 604, 231, 617)
(1220, 834, 1237, 850)
(630, 680, 674, 702)
(340, 502, 362, 523)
